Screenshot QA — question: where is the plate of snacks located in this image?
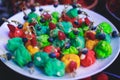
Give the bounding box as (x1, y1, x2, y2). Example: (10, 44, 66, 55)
(0, 4, 120, 80)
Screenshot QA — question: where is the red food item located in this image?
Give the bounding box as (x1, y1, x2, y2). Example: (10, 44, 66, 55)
(96, 73, 108, 80)
(58, 31, 66, 40)
(69, 18, 77, 28)
(78, 18, 83, 27)
(29, 22, 36, 27)
(44, 45, 54, 53)
(49, 22, 56, 30)
(61, 12, 71, 21)
(86, 31, 96, 40)
(42, 13, 51, 20)
(7, 24, 23, 38)
(30, 34, 37, 47)
(85, 17, 91, 26)
(72, 20, 79, 28)
(68, 61, 77, 72)
(80, 50, 96, 67)
(43, 45, 60, 58)
(7, 24, 15, 32)
(55, 52, 60, 58)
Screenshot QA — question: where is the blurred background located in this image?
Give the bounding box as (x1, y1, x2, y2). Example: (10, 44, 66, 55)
(0, 0, 120, 80)
(0, 0, 120, 25)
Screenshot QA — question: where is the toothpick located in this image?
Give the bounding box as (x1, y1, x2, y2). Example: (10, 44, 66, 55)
(22, 7, 27, 16)
(2, 18, 10, 23)
(11, 20, 22, 25)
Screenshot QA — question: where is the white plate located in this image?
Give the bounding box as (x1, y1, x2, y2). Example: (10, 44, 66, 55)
(0, 5, 120, 80)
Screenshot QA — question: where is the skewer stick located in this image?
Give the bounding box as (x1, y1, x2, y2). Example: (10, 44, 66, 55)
(2, 18, 10, 23)
(22, 7, 27, 16)
(11, 20, 22, 25)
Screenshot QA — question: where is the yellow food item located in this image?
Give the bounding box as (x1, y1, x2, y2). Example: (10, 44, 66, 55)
(86, 39, 99, 50)
(23, 22, 29, 31)
(61, 54, 80, 73)
(27, 45, 39, 56)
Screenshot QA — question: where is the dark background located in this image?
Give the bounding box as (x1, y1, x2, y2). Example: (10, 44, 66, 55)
(0, 0, 120, 80)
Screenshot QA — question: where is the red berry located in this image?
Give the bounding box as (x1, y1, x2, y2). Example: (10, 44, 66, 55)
(29, 23, 36, 26)
(58, 31, 66, 40)
(54, 52, 60, 58)
(49, 22, 56, 30)
(68, 61, 77, 72)
(7, 24, 15, 32)
(81, 50, 96, 67)
(61, 13, 71, 21)
(69, 18, 78, 28)
(42, 13, 51, 20)
(30, 35, 37, 47)
(44, 45, 60, 58)
(78, 18, 83, 27)
(43, 46, 54, 53)
(14, 28, 23, 37)
(61, 14, 70, 21)
(96, 73, 108, 80)
(85, 17, 91, 26)
(86, 31, 96, 40)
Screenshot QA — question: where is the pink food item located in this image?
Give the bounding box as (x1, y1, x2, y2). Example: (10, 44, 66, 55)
(80, 50, 96, 67)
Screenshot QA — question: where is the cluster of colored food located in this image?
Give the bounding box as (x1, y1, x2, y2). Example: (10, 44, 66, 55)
(4, 4, 119, 77)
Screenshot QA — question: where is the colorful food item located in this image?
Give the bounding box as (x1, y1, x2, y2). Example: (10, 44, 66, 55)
(6, 37, 31, 67)
(27, 10, 40, 23)
(7, 24, 23, 38)
(53, 38, 66, 48)
(51, 11, 60, 22)
(57, 21, 73, 34)
(85, 30, 96, 40)
(26, 45, 39, 56)
(33, 52, 49, 67)
(61, 54, 80, 73)
(81, 23, 89, 31)
(86, 39, 99, 50)
(13, 45, 32, 67)
(80, 49, 96, 67)
(69, 28, 84, 39)
(94, 41, 112, 58)
(43, 45, 60, 58)
(34, 24, 49, 36)
(44, 58, 65, 76)
(3, 4, 115, 77)
(49, 27, 60, 37)
(71, 36, 85, 49)
(66, 8, 78, 18)
(96, 22, 112, 34)
(62, 46, 79, 55)
(7, 37, 24, 52)
(37, 34, 50, 48)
